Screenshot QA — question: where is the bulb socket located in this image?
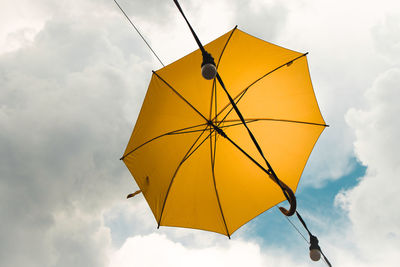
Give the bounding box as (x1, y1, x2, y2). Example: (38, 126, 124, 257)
(201, 51, 216, 80)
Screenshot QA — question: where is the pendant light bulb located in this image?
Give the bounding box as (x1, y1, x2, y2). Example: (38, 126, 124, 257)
(309, 235, 321, 262)
(201, 63, 217, 80)
(309, 249, 321, 261)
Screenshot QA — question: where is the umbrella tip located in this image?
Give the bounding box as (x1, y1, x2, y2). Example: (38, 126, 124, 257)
(127, 190, 142, 199)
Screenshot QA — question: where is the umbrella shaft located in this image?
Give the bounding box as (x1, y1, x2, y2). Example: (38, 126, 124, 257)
(215, 73, 294, 210)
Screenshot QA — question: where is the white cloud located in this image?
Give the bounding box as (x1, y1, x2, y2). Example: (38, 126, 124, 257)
(342, 67, 400, 260)
(0, 0, 153, 265)
(326, 14, 400, 267)
(372, 14, 400, 64)
(108, 233, 310, 267)
(0, 0, 49, 53)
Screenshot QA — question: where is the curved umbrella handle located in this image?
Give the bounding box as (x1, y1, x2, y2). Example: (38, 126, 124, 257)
(277, 182, 297, 216)
(268, 173, 297, 216)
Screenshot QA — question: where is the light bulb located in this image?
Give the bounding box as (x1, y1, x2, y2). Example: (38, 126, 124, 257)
(201, 63, 217, 80)
(309, 249, 321, 261)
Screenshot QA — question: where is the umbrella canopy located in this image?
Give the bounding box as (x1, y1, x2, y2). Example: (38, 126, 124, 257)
(121, 27, 327, 237)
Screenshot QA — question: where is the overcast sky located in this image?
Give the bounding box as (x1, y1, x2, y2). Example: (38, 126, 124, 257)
(1, 0, 400, 266)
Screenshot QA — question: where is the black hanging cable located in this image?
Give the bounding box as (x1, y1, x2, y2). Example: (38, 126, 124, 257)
(173, 0, 205, 55)
(296, 211, 332, 267)
(280, 208, 309, 243)
(113, 0, 165, 67)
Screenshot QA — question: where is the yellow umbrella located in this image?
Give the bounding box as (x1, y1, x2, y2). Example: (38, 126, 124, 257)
(120, 26, 327, 237)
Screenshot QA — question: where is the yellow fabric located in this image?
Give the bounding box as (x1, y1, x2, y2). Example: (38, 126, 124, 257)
(122, 28, 326, 236)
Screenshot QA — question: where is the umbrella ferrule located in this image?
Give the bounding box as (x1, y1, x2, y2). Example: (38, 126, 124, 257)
(214, 127, 227, 138)
(208, 121, 227, 138)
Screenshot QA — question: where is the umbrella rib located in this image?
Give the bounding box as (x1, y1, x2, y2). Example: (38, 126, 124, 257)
(209, 26, 238, 120)
(183, 128, 215, 162)
(220, 118, 329, 128)
(209, 127, 231, 238)
(209, 77, 216, 120)
(217, 119, 259, 129)
(152, 71, 209, 122)
(215, 88, 248, 129)
(212, 118, 326, 141)
(158, 126, 214, 227)
(167, 128, 213, 135)
(216, 26, 238, 69)
(213, 53, 309, 121)
(120, 123, 207, 160)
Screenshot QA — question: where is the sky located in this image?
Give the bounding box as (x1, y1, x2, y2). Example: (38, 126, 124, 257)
(1, 0, 400, 266)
